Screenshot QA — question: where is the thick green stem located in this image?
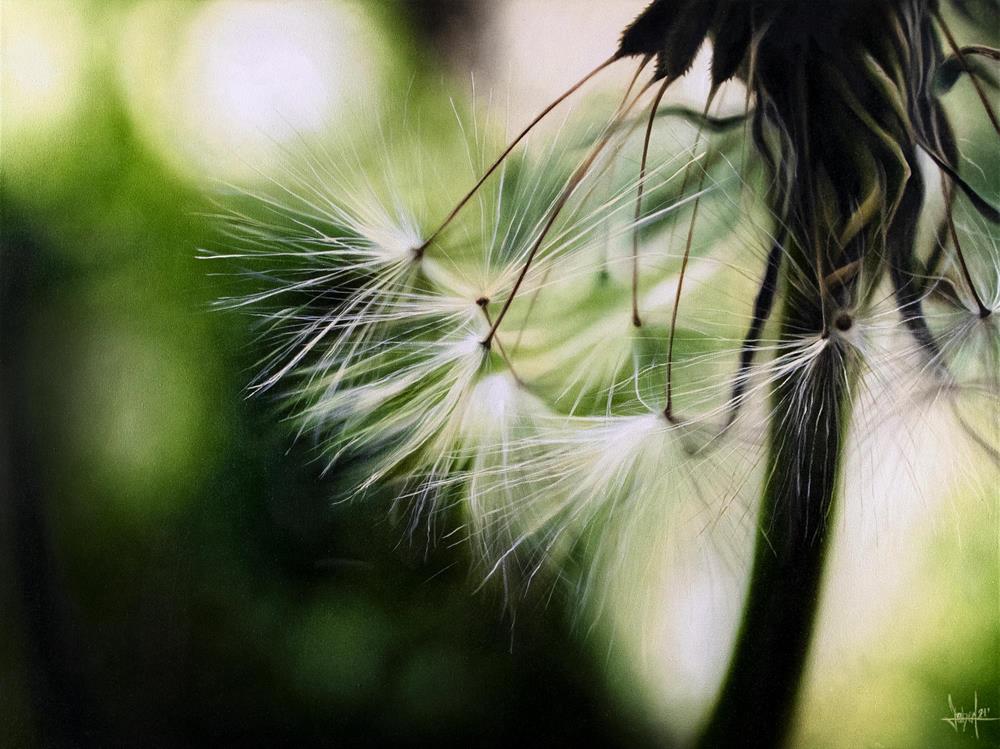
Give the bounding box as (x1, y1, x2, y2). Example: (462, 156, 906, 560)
(699, 314, 854, 748)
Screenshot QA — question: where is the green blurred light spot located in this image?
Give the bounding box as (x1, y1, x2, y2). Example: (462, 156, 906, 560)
(286, 599, 390, 708)
(117, 0, 389, 184)
(69, 320, 212, 520)
(395, 646, 478, 728)
(1, 1, 88, 140)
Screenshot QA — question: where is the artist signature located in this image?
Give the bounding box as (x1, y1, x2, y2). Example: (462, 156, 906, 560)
(942, 693, 999, 739)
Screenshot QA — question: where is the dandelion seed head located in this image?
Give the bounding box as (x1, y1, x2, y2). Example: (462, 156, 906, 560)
(207, 0, 998, 658)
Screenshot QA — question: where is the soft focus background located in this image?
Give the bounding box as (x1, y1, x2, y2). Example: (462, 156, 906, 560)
(1, 2, 997, 748)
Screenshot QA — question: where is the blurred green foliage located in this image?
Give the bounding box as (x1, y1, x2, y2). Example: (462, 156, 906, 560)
(0, 2, 653, 746)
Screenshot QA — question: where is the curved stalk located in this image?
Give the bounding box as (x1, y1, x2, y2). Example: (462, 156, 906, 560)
(699, 296, 856, 748)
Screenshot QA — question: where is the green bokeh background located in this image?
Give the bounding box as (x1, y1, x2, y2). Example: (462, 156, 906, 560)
(0, 2, 651, 746)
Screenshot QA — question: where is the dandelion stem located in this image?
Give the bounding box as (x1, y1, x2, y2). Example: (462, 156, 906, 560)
(699, 289, 855, 749)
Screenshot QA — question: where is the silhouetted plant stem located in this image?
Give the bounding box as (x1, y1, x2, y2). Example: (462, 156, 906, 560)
(699, 289, 856, 748)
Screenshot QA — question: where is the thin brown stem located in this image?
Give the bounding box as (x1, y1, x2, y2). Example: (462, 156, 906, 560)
(621, 54, 654, 111)
(415, 55, 621, 256)
(480, 304, 524, 384)
(509, 61, 655, 353)
(962, 44, 1000, 62)
(935, 12, 1000, 137)
(509, 263, 551, 355)
(664, 92, 716, 420)
(632, 77, 673, 327)
(482, 80, 653, 347)
(946, 204, 991, 317)
(663, 168, 707, 420)
(955, 44, 1000, 61)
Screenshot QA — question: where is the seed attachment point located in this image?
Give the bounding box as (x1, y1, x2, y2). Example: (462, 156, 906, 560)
(834, 314, 853, 332)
